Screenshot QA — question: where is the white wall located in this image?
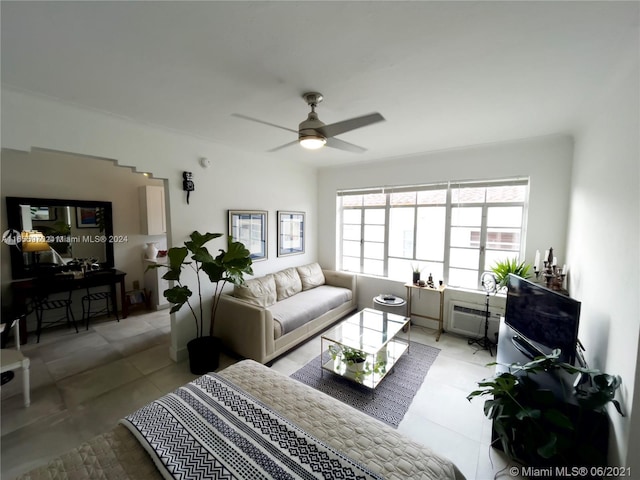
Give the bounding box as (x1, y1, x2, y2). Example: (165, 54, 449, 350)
(566, 36, 639, 468)
(1, 88, 318, 361)
(318, 135, 574, 323)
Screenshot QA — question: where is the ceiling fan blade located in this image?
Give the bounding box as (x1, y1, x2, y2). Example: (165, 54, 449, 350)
(325, 137, 367, 153)
(317, 112, 385, 138)
(267, 140, 300, 152)
(231, 113, 298, 134)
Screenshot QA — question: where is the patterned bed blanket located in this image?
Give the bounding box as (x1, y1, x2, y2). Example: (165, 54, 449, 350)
(120, 372, 382, 480)
(18, 360, 464, 480)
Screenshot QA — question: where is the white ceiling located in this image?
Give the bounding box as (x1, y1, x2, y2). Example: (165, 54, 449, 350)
(1, 1, 637, 167)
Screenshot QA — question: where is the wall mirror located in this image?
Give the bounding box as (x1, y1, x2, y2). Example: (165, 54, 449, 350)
(5, 196, 115, 279)
(228, 210, 267, 261)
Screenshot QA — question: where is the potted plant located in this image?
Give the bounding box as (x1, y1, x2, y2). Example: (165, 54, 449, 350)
(491, 258, 531, 291)
(148, 231, 253, 374)
(328, 344, 367, 372)
(467, 349, 623, 469)
(411, 263, 423, 284)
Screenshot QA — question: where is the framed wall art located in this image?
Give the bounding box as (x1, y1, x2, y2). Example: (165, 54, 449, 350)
(277, 211, 305, 257)
(228, 210, 267, 261)
(76, 206, 100, 228)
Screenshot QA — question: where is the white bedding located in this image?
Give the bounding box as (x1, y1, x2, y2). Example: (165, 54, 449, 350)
(121, 372, 383, 479)
(18, 360, 465, 480)
(221, 360, 465, 480)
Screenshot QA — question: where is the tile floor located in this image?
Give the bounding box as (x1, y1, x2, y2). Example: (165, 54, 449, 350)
(1, 309, 520, 479)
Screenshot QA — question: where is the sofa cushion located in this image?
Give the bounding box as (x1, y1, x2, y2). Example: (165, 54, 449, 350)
(273, 267, 303, 301)
(232, 274, 277, 307)
(269, 285, 353, 338)
(296, 263, 326, 291)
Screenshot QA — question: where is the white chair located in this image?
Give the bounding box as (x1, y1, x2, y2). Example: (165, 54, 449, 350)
(0, 318, 30, 407)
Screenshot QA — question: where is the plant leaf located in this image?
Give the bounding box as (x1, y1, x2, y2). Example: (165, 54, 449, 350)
(191, 246, 215, 264)
(186, 231, 222, 251)
(215, 237, 253, 284)
(162, 269, 181, 281)
(163, 285, 192, 311)
(611, 399, 625, 417)
(515, 407, 541, 420)
(202, 261, 225, 283)
(483, 399, 501, 417)
(169, 304, 183, 314)
(537, 432, 558, 458)
(167, 246, 189, 271)
(542, 409, 574, 430)
(491, 258, 532, 287)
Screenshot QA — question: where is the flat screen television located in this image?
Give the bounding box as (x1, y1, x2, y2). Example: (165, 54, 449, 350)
(505, 273, 581, 364)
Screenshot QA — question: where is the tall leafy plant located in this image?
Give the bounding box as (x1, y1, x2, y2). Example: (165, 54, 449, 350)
(149, 231, 253, 338)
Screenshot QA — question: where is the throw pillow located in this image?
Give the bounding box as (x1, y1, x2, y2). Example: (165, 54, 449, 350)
(273, 267, 303, 301)
(233, 274, 277, 307)
(296, 262, 325, 291)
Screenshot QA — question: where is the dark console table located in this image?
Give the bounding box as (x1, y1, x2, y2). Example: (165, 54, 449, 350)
(10, 269, 128, 343)
(495, 318, 609, 473)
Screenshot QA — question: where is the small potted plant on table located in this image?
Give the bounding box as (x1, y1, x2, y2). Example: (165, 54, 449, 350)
(329, 344, 367, 372)
(411, 263, 423, 284)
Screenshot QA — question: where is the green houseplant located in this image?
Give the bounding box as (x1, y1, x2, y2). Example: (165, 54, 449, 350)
(411, 263, 423, 284)
(329, 345, 367, 368)
(467, 349, 623, 469)
(148, 231, 253, 374)
(328, 344, 388, 383)
(491, 258, 531, 290)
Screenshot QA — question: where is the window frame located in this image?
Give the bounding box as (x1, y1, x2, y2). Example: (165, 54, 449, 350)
(337, 178, 529, 290)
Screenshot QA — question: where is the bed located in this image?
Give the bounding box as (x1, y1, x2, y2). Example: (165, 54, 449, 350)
(17, 360, 465, 480)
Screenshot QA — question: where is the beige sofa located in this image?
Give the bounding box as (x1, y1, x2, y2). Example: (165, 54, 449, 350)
(214, 263, 357, 364)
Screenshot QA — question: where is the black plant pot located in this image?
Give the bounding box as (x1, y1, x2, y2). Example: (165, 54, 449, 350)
(412, 272, 421, 284)
(187, 336, 221, 375)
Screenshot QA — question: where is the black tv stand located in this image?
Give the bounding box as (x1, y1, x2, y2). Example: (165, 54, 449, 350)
(494, 318, 609, 472)
(511, 334, 544, 360)
(499, 321, 576, 397)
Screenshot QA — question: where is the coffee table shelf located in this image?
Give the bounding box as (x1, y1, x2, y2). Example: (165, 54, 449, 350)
(321, 308, 410, 390)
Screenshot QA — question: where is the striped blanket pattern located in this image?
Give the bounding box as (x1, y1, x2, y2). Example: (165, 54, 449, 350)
(121, 372, 382, 480)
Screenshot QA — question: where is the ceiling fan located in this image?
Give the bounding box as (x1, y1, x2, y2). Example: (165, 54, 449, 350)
(233, 92, 385, 153)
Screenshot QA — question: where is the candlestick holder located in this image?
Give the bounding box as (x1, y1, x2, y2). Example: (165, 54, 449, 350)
(534, 261, 566, 292)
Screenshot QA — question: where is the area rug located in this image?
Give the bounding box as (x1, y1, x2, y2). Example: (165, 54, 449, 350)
(290, 341, 440, 428)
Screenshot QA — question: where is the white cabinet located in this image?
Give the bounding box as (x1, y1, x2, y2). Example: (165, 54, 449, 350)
(144, 259, 170, 310)
(139, 185, 166, 235)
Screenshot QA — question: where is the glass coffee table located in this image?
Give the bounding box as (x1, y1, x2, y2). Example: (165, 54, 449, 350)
(321, 308, 410, 389)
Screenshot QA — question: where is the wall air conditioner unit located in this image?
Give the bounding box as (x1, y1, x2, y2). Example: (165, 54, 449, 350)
(448, 300, 504, 340)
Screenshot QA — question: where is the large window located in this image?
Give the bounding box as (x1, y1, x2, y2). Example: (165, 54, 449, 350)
(337, 179, 529, 290)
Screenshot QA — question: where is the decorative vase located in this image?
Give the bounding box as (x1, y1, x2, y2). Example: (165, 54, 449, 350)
(412, 272, 421, 284)
(145, 242, 159, 260)
(187, 336, 221, 375)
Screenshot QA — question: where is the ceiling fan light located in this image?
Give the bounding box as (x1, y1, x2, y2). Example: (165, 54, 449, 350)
(299, 136, 326, 150)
